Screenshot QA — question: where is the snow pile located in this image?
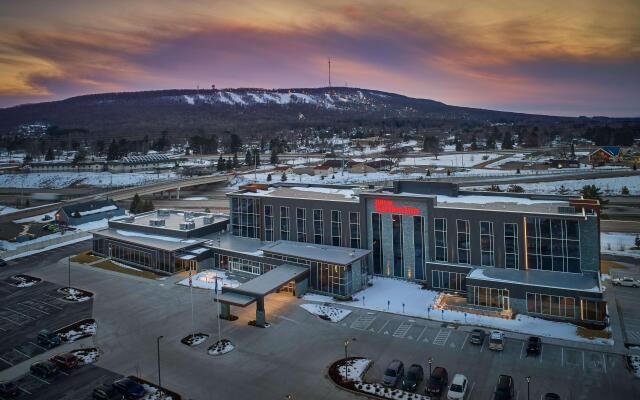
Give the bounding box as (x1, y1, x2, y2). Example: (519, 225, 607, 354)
(177, 269, 241, 290)
(354, 382, 429, 400)
(0, 171, 178, 189)
(59, 320, 97, 342)
(208, 339, 235, 356)
(77, 205, 118, 216)
(628, 355, 640, 378)
(601, 232, 640, 258)
(181, 333, 209, 347)
(517, 175, 640, 195)
(337, 358, 371, 381)
(0, 204, 18, 215)
(58, 287, 93, 302)
(304, 277, 613, 345)
(71, 348, 100, 365)
(141, 383, 174, 400)
(300, 303, 352, 322)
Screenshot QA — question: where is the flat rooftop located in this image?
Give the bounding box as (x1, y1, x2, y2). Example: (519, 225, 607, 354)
(236, 186, 359, 202)
(468, 267, 601, 293)
(228, 264, 308, 297)
(204, 231, 267, 256)
(260, 240, 370, 265)
(94, 228, 206, 252)
(113, 209, 227, 231)
(432, 194, 571, 214)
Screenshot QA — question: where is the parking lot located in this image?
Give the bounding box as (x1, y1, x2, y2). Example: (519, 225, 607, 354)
(605, 261, 640, 346)
(0, 277, 93, 372)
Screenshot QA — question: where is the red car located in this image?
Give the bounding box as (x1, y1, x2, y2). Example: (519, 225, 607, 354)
(50, 353, 79, 370)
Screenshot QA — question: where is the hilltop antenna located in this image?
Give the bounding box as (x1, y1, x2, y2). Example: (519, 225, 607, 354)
(328, 57, 332, 88)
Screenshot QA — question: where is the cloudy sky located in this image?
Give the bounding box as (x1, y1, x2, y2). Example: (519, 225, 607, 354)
(0, 0, 639, 116)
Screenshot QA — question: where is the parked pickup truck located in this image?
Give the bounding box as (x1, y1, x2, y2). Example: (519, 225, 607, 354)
(612, 277, 640, 288)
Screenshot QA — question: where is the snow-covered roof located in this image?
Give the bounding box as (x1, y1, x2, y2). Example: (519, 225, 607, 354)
(93, 228, 205, 251)
(467, 267, 601, 293)
(78, 205, 118, 216)
(260, 240, 370, 265)
(240, 186, 358, 202)
(435, 194, 563, 206)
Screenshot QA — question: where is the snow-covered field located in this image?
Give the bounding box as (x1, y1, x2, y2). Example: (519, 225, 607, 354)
(300, 303, 352, 322)
(304, 277, 611, 345)
(0, 204, 18, 215)
(177, 269, 241, 290)
(517, 175, 640, 195)
(400, 152, 502, 167)
(601, 232, 640, 258)
(0, 171, 178, 189)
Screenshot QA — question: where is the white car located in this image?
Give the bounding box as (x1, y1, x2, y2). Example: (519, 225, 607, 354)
(489, 330, 504, 351)
(447, 374, 468, 400)
(612, 277, 640, 288)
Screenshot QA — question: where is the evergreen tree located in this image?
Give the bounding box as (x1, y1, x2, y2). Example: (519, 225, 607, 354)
(487, 184, 502, 192)
(232, 153, 239, 168)
(507, 184, 524, 193)
(557, 185, 569, 195)
(581, 184, 606, 203)
(486, 136, 496, 149)
(470, 134, 478, 150)
(281, 172, 287, 182)
(270, 151, 279, 165)
(635, 235, 640, 248)
(502, 132, 514, 149)
(130, 194, 141, 214)
(633, 162, 637, 171)
(621, 186, 630, 196)
(267, 173, 272, 182)
(455, 140, 463, 152)
(245, 149, 253, 166)
(107, 139, 119, 161)
(217, 155, 225, 171)
(225, 158, 233, 171)
(253, 148, 260, 166)
(45, 148, 55, 161)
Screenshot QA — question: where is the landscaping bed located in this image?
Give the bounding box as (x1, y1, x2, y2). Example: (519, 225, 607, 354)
(208, 339, 235, 356)
(70, 347, 100, 365)
(70, 251, 101, 264)
(9, 274, 42, 287)
(92, 259, 159, 279)
(300, 303, 352, 322)
(128, 376, 182, 400)
(181, 333, 209, 347)
(57, 286, 94, 302)
(55, 318, 97, 342)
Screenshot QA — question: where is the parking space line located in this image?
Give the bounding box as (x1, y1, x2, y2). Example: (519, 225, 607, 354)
(4, 307, 35, 320)
(561, 347, 564, 367)
(540, 344, 543, 363)
(602, 354, 607, 374)
(416, 326, 427, 342)
(0, 315, 19, 326)
(18, 386, 32, 395)
(582, 351, 585, 371)
(467, 381, 475, 399)
(13, 348, 31, 358)
(377, 319, 391, 334)
(0, 355, 13, 366)
(20, 303, 50, 315)
(460, 333, 469, 351)
(28, 374, 50, 385)
(519, 341, 525, 359)
(29, 341, 47, 351)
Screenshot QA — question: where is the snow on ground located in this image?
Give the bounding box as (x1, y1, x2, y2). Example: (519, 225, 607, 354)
(485, 153, 527, 169)
(0, 204, 18, 215)
(141, 383, 174, 400)
(0, 171, 178, 189)
(399, 153, 502, 167)
(183, 196, 208, 200)
(300, 303, 352, 322)
(177, 269, 241, 290)
(304, 277, 612, 345)
(71, 348, 99, 365)
(629, 355, 640, 378)
(338, 358, 371, 381)
(601, 232, 640, 258)
(517, 175, 640, 195)
(435, 194, 559, 206)
(13, 211, 56, 223)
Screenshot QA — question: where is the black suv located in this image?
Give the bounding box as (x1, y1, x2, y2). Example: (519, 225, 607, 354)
(0, 381, 19, 398)
(93, 384, 125, 400)
(401, 364, 424, 392)
(526, 336, 541, 356)
(425, 366, 448, 396)
(494, 375, 514, 400)
(30, 361, 59, 378)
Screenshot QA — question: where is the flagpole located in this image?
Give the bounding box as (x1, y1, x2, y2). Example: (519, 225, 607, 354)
(189, 263, 195, 340)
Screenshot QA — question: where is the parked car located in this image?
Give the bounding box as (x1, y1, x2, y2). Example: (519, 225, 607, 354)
(426, 366, 449, 396)
(0, 380, 19, 397)
(447, 374, 469, 400)
(93, 384, 125, 400)
(526, 336, 541, 356)
(382, 360, 404, 387)
(543, 393, 561, 400)
(489, 330, 505, 351)
(30, 360, 59, 378)
(493, 374, 514, 400)
(469, 329, 485, 345)
(612, 277, 640, 288)
(401, 364, 424, 392)
(37, 329, 61, 348)
(51, 352, 79, 370)
(0, 258, 7, 267)
(112, 377, 145, 399)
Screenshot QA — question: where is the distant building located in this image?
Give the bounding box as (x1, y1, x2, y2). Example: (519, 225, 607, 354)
(588, 146, 625, 164)
(56, 200, 124, 226)
(25, 154, 182, 173)
(547, 159, 580, 169)
(271, 165, 294, 174)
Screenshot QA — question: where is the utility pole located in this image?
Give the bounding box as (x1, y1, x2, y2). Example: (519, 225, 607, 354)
(328, 58, 332, 88)
(68, 256, 71, 288)
(157, 336, 163, 390)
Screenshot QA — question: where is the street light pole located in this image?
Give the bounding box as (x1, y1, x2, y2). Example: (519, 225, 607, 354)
(157, 335, 164, 390)
(68, 256, 71, 289)
(428, 357, 432, 378)
(344, 339, 349, 381)
(526, 376, 530, 400)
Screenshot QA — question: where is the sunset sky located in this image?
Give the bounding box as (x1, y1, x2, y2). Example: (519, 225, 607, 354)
(0, 0, 638, 116)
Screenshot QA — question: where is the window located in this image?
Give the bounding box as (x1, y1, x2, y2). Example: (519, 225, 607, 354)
(413, 216, 425, 280)
(580, 299, 606, 322)
(526, 293, 576, 318)
(469, 286, 509, 310)
(231, 197, 259, 238)
(349, 212, 361, 248)
(431, 270, 466, 291)
(480, 221, 494, 266)
(456, 220, 470, 264)
(280, 206, 290, 241)
(310, 262, 353, 297)
(392, 214, 404, 277)
(527, 218, 580, 273)
(504, 223, 519, 268)
(434, 218, 447, 262)
(296, 208, 307, 242)
(264, 205, 273, 241)
(372, 213, 382, 275)
(331, 210, 342, 246)
(313, 209, 323, 244)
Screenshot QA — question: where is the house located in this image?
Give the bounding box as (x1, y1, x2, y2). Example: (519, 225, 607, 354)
(547, 158, 580, 169)
(55, 200, 124, 226)
(313, 165, 334, 177)
(292, 166, 316, 176)
(365, 159, 395, 171)
(271, 165, 294, 174)
(348, 162, 378, 174)
(588, 146, 625, 164)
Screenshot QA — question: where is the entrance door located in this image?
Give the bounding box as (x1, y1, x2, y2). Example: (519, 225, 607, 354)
(279, 280, 295, 295)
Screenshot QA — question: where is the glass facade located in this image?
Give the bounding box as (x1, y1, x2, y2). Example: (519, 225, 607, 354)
(434, 218, 447, 262)
(504, 223, 519, 269)
(456, 219, 470, 264)
(264, 205, 273, 241)
(93, 237, 177, 273)
(372, 212, 382, 275)
(580, 299, 606, 322)
(413, 216, 425, 280)
(349, 212, 361, 248)
(280, 206, 290, 241)
(526, 292, 575, 318)
(480, 221, 495, 266)
(527, 218, 580, 273)
(231, 198, 259, 238)
(392, 214, 404, 277)
(331, 210, 342, 246)
(469, 286, 509, 310)
(313, 209, 323, 244)
(296, 208, 307, 242)
(213, 253, 275, 275)
(432, 270, 466, 291)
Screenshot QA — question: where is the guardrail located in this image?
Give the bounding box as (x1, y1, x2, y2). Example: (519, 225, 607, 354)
(0, 230, 91, 260)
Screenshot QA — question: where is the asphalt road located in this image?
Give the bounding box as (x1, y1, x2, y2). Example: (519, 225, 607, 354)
(1, 249, 637, 400)
(600, 219, 640, 233)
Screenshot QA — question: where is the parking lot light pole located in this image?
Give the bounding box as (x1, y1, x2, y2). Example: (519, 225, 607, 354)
(526, 376, 530, 400)
(344, 339, 349, 380)
(157, 335, 164, 390)
(428, 357, 432, 377)
(68, 256, 71, 288)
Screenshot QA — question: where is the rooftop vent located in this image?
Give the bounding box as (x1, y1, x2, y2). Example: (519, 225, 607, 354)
(183, 212, 194, 221)
(149, 219, 165, 227)
(203, 216, 214, 225)
(157, 209, 170, 217)
(179, 221, 196, 230)
(559, 206, 576, 214)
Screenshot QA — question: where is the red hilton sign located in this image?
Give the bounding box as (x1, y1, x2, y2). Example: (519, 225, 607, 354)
(374, 199, 420, 215)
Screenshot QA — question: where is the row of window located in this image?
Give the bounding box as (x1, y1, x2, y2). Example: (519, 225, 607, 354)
(371, 213, 426, 280)
(231, 198, 260, 239)
(432, 270, 466, 291)
(469, 286, 510, 310)
(526, 292, 575, 318)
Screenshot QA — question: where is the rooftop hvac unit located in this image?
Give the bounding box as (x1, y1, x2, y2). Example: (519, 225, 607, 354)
(123, 216, 135, 223)
(183, 212, 193, 221)
(157, 209, 170, 217)
(558, 206, 576, 214)
(180, 221, 196, 230)
(149, 219, 165, 227)
(203, 216, 214, 225)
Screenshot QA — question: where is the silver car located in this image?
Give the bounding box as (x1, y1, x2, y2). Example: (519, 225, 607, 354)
(382, 360, 404, 387)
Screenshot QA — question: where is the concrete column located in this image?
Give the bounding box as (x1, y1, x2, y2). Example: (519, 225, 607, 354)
(220, 303, 231, 319)
(295, 278, 308, 297)
(255, 297, 266, 327)
(176, 187, 181, 200)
